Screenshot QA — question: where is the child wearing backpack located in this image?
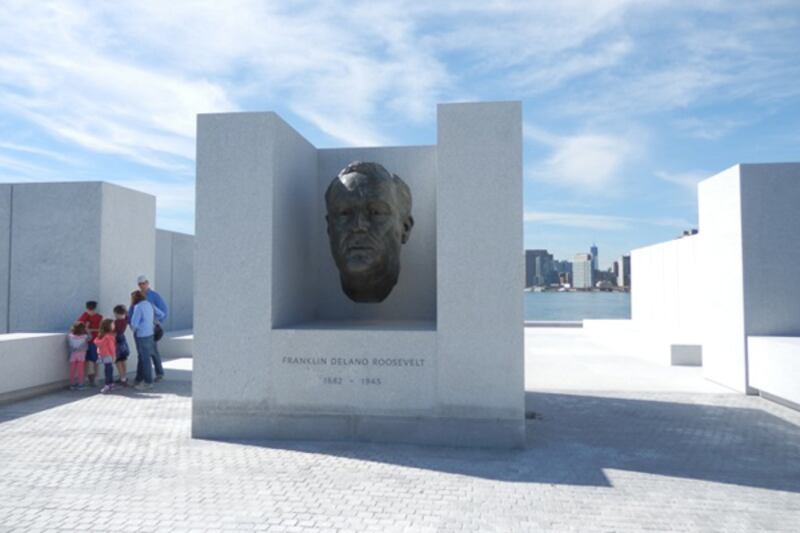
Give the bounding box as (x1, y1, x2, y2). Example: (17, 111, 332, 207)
(113, 305, 130, 386)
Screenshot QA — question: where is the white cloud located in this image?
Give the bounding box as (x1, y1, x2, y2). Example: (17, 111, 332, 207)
(656, 170, 710, 191)
(525, 210, 694, 231)
(0, 141, 79, 165)
(526, 128, 636, 191)
(0, 3, 235, 170)
(525, 210, 631, 230)
(0, 0, 454, 160)
(674, 117, 747, 140)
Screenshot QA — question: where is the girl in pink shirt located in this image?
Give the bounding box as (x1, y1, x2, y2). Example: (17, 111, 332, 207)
(67, 322, 90, 390)
(94, 319, 117, 394)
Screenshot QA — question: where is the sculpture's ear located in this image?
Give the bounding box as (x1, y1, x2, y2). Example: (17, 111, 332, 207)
(401, 216, 414, 244)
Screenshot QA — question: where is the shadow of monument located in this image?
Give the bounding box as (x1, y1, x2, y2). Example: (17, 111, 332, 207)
(226, 391, 800, 492)
(0, 367, 192, 424)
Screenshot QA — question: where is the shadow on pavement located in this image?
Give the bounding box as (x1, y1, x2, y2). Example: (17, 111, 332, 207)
(224, 391, 800, 492)
(0, 367, 191, 424)
(4, 362, 800, 494)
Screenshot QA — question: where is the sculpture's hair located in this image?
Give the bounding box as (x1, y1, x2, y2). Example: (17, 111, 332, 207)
(325, 161, 412, 220)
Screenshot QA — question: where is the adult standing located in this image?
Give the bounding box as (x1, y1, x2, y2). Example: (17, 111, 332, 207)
(130, 290, 165, 390)
(137, 275, 169, 381)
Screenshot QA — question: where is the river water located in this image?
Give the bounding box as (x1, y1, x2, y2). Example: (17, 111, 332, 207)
(524, 291, 631, 321)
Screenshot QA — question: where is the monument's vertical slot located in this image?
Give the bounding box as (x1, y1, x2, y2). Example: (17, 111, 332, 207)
(169, 232, 175, 332)
(6, 185, 14, 333)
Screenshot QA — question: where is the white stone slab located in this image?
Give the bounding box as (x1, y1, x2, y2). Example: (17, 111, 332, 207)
(748, 336, 800, 406)
(0, 332, 68, 403)
(99, 182, 156, 322)
(270, 329, 435, 414)
(698, 166, 748, 391)
(155, 229, 172, 325)
(194, 103, 525, 447)
(170, 232, 194, 331)
(159, 329, 193, 359)
(630, 235, 702, 366)
(698, 163, 800, 392)
(436, 102, 524, 418)
(155, 229, 194, 331)
(8, 182, 103, 332)
(4, 181, 155, 333)
(671, 345, 702, 366)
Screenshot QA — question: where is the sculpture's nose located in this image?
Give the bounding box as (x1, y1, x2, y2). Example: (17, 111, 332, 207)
(353, 211, 369, 231)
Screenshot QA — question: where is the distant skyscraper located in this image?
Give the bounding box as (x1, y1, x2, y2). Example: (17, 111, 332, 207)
(525, 249, 555, 287)
(590, 243, 599, 273)
(618, 254, 631, 288)
(573, 253, 593, 289)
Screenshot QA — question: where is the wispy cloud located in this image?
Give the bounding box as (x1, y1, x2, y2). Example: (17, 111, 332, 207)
(0, 141, 80, 165)
(0, 0, 797, 245)
(525, 210, 694, 231)
(673, 117, 748, 140)
(526, 125, 638, 191)
(656, 170, 710, 191)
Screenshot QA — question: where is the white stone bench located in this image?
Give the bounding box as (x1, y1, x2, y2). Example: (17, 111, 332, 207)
(0, 329, 194, 404)
(748, 336, 800, 408)
(582, 319, 702, 367)
(159, 330, 193, 359)
(0, 333, 69, 404)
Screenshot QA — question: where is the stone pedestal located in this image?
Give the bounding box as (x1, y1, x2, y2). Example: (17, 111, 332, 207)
(193, 102, 524, 448)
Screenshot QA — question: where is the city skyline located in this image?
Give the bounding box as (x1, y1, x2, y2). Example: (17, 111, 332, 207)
(1, 2, 798, 265)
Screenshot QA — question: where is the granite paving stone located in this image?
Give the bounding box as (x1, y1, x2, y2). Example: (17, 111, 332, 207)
(1, 336, 800, 532)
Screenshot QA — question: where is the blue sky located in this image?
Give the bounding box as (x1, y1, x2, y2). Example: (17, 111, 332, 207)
(1, 1, 798, 269)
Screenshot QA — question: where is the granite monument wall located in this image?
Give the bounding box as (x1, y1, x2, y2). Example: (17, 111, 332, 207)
(155, 229, 194, 331)
(0, 182, 155, 333)
(193, 102, 525, 447)
(631, 234, 702, 365)
(698, 163, 800, 393)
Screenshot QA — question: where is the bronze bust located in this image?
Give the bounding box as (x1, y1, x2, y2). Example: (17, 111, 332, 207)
(325, 161, 414, 303)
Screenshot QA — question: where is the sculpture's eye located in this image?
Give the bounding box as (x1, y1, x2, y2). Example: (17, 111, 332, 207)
(368, 204, 390, 218)
(338, 208, 353, 219)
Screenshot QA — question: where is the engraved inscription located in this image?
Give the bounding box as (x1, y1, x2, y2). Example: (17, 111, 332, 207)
(281, 356, 424, 368)
(281, 356, 423, 389)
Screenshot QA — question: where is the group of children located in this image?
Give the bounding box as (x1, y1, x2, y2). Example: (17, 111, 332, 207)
(66, 301, 131, 393)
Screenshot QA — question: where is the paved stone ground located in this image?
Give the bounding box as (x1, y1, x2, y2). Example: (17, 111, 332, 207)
(1, 332, 799, 532)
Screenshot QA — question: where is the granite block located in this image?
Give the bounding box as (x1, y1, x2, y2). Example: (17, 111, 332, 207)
(194, 103, 525, 447)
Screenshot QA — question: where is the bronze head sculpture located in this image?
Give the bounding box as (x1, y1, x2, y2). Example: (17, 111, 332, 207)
(325, 161, 414, 303)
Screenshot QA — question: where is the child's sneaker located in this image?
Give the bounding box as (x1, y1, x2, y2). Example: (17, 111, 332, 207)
(155, 375, 164, 382)
(100, 384, 111, 394)
(76, 384, 86, 391)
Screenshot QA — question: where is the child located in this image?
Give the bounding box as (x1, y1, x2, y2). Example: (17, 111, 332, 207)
(94, 318, 116, 394)
(67, 322, 90, 390)
(113, 305, 130, 386)
(77, 301, 103, 387)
